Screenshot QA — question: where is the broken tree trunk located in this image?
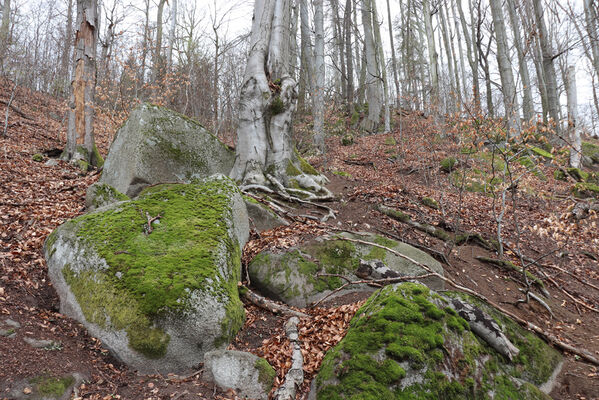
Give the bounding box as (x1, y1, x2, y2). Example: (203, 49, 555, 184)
(65, 0, 101, 167)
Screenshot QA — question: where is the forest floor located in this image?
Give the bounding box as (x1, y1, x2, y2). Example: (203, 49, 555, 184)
(0, 78, 598, 399)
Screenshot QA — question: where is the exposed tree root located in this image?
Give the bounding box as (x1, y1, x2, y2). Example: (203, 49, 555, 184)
(239, 285, 309, 319)
(335, 236, 599, 366)
(273, 317, 304, 400)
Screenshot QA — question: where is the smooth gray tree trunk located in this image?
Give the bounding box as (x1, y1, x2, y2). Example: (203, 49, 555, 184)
(422, 0, 439, 109)
(489, 0, 521, 137)
(313, 0, 325, 150)
(360, 0, 383, 132)
(566, 66, 581, 168)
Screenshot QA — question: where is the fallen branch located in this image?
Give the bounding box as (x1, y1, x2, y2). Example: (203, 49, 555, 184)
(516, 288, 555, 319)
(239, 286, 309, 319)
(475, 256, 549, 297)
(542, 275, 599, 314)
(378, 204, 451, 242)
(374, 227, 450, 265)
(2, 81, 18, 136)
(144, 212, 162, 235)
(273, 317, 303, 400)
(335, 236, 599, 366)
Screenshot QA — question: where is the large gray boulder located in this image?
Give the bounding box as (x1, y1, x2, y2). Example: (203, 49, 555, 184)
(310, 283, 562, 399)
(45, 175, 249, 373)
(98, 103, 235, 197)
(204, 350, 275, 400)
(249, 232, 444, 308)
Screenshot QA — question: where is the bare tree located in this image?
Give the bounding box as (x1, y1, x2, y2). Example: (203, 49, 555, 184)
(422, 0, 439, 108)
(0, 0, 11, 66)
(313, 0, 325, 151)
(566, 65, 581, 168)
(360, 0, 383, 132)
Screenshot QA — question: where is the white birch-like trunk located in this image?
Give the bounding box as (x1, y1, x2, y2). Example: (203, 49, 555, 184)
(360, 0, 383, 132)
(231, 0, 329, 196)
(65, 0, 100, 166)
(584, 0, 599, 80)
(372, 0, 390, 132)
(297, 0, 314, 112)
(313, 0, 325, 151)
(567, 66, 581, 168)
(489, 0, 521, 137)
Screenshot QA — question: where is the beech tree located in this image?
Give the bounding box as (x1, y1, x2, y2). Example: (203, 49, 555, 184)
(64, 0, 101, 167)
(230, 0, 330, 198)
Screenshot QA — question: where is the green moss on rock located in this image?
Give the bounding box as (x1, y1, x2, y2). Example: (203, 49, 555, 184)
(341, 134, 354, 146)
(582, 141, 599, 163)
(572, 182, 599, 198)
(530, 146, 553, 159)
(255, 358, 276, 391)
(421, 197, 440, 210)
(32, 153, 44, 162)
(567, 167, 589, 182)
(30, 375, 75, 397)
(553, 169, 567, 181)
(313, 284, 559, 399)
(440, 157, 457, 173)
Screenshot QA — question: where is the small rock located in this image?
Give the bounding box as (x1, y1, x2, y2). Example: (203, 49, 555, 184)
(24, 337, 61, 350)
(4, 319, 21, 329)
(45, 159, 59, 167)
(0, 328, 16, 338)
(23, 387, 32, 395)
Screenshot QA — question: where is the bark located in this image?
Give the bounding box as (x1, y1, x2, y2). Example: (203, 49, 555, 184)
(231, 0, 329, 196)
(344, 0, 354, 113)
(506, 0, 534, 123)
(532, 0, 560, 135)
(422, 0, 439, 109)
(153, 0, 167, 87)
(60, 0, 74, 89)
(297, 0, 313, 112)
(372, 0, 390, 132)
(313, 0, 325, 151)
(139, 0, 150, 88)
(386, 0, 400, 102)
(65, 0, 99, 166)
(489, 0, 521, 137)
(360, 0, 383, 132)
(439, 4, 457, 113)
(584, 0, 599, 80)
(478, 30, 494, 118)
(566, 66, 580, 168)
(167, 0, 177, 71)
(457, 0, 480, 110)
(452, 0, 468, 106)
(0, 0, 10, 63)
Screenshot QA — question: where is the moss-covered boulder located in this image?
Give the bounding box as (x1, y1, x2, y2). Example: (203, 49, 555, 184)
(85, 182, 129, 212)
(310, 283, 562, 399)
(582, 141, 599, 164)
(244, 196, 288, 232)
(249, 233, 444, 308)
(44, 176, 249, 373)
(97, 103, 235, 198)
(572, 182, 599, 199)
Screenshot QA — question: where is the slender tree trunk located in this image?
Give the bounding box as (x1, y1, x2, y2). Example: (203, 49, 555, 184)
(386, 0, 400, 103)
(532, 0, 560, 135)
(566, 66, 580, 168)
(231, 0, 329, 196)
(489, 0, 521, 137)
(344, 0, 354, 114)
(506, 0, 534, 123)
(372, 0, 390, 132)
(167, 0, 177, 71)
(439, 4, 457, 113)
(457, 0, 480, 110)
(584, 0, 599, 80)
(329, 0, 342, 99)
(139, 0, 150, 90)
(313, 0, 325, 150)
(0, 0, 11, 65)
(479, 34, 494, 118)
(360, 0, 383, 132)
(153, 0, 167, 87)
(297, 0, 313, 113)
(65, 0, 100, 166)
(60, 0, 73, 92)
(422, 0, 439, 109)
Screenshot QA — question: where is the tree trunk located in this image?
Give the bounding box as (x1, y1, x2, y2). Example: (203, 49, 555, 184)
(567, 66, 580, 168)
(506, 0, 534, 123)
(139, 0, 150, 89)
(167, 0, 177, 71)
(0, 0, 11, 64)
(313, 0, 325, 150)
(584, 0, 599, 80)
(422, 0, 439, 109)
(297, 0, 313, 113)
(457, 0, 480, 110)
(386, 0, 400, 103)
(231, 0, 329, 197)
(489, 0, 521, 137)
(371, 0, 390, 132)
(153, 0, 167, 87)
(439, 4, 457, 113)
(65, 0, 100, 167)
(60, 0, 73, 93)
(532, 0, 560, 136)
(360, 0, 383, 132)
(344, 0, 354, 114)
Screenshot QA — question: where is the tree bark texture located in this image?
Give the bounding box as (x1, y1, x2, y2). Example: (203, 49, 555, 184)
(66, 0, 99, 166)
(422, 0, 439, 109)
(313, 0, 325, 151)
(567, 66, 581, 168)
(360, 0, 383, 132)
